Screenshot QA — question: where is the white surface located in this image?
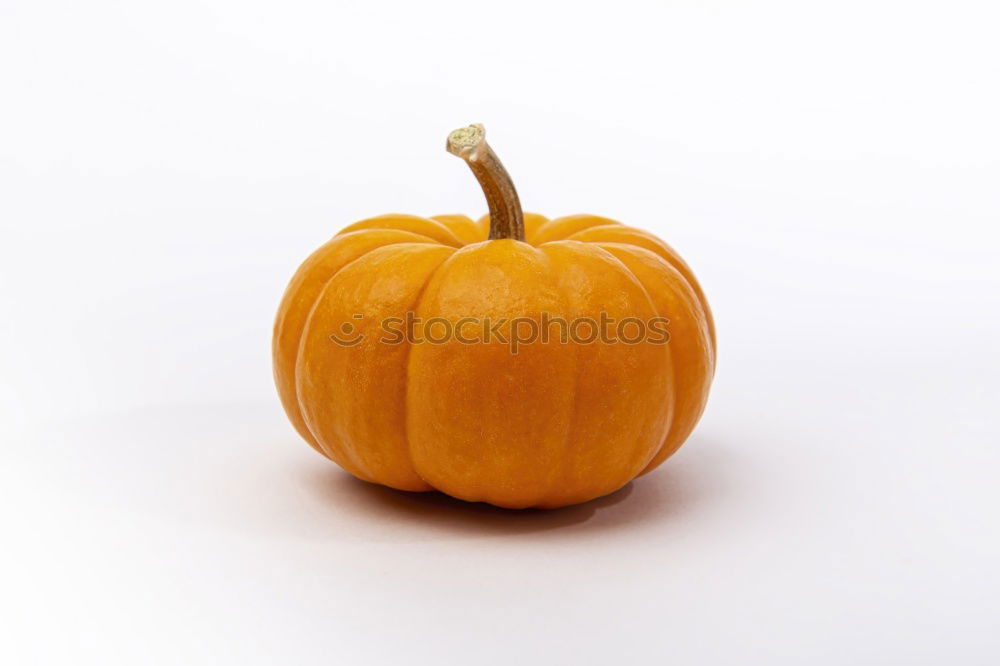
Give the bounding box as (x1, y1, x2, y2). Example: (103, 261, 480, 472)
(2, 1, 999, 663)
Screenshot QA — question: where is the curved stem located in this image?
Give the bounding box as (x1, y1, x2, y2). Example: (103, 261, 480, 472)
(446, 124, 525, 241)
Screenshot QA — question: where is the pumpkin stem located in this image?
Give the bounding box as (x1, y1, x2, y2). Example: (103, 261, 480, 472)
(446, 124, 525, 241)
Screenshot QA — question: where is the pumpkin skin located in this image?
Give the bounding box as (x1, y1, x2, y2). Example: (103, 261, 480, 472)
(273, 212, 716, 509)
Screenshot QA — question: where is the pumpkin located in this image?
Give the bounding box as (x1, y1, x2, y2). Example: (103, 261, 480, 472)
(273, 125, 716, 509)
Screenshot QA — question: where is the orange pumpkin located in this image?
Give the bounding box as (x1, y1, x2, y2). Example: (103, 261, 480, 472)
(273, 125, 715, 508)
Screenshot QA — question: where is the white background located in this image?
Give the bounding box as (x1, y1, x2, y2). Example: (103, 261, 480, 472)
(2, 1, 999, 663)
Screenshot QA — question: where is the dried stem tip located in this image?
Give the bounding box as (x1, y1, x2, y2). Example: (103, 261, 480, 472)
(446, 124, 486, 158)
(446, 124, 525, 241)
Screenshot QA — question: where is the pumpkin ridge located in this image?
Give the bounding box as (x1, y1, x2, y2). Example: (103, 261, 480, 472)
(334, 228, 441, 245)
(398, 245, 458, 492)
(566, 224, 716, 351)
(597, 242, 715, 474)
(337, 214, 464, 247)
(526, 241, 673, 506)
(536, 244, 583, 506)
(563, 223, 625, 237)
(532, 214, 621, 245)
(596, 242, 714, 371)
(583, 243, 678, 473)
(275, 231, 441, 459)
(606, 254, 686, 471)
(293, 241, 445, 468)
(430, 214, 481, 245)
